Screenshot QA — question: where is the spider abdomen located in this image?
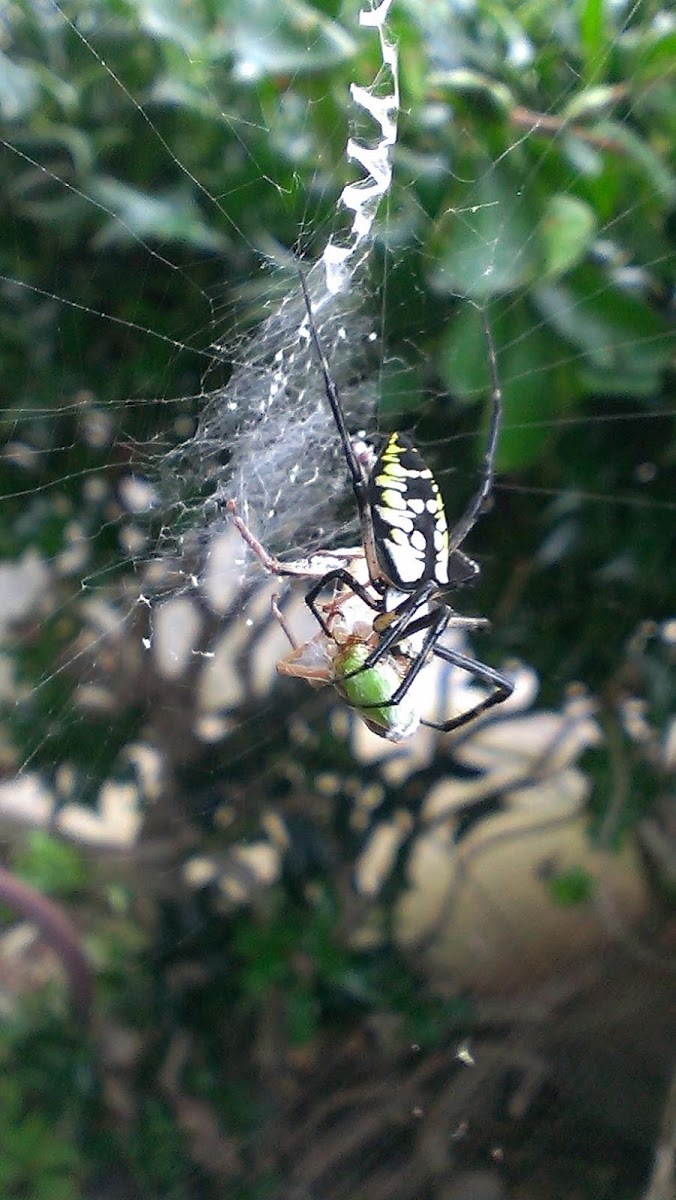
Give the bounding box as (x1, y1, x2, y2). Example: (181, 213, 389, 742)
(367, 432, 449, 591)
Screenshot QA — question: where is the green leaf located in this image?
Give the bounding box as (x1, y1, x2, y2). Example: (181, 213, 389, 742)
(136, 0, 207, 54)
(427, 167, 539, 301)
(377, 359, 424, 418)
(430, 68, 514, 115)
(534, 265, 672, 396)
(148, 77, 224, 121)
(538, 194, 597, 278)
(441, 299, 579, 472)
(563, 84, 621, 122)
(579, 0, 608, 85)
(546, 865, 594, 906)
(88, 178, 229, 252)
(7, 125, 96, 195)
(230, 0, 356, 81)
(627, 29, 676, 87)
(0, 52, 40, 120)
(287, 986, 320, 1046)
(597, 121, 675, 202)
(15, 831, 88, 898)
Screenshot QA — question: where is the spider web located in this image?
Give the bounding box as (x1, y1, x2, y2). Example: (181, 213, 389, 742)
(0, 0, 671, 830)
(0, 1, 674, 1192)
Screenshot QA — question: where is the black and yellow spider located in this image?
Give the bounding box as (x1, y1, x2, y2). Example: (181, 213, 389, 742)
(296, 272, 514, 734)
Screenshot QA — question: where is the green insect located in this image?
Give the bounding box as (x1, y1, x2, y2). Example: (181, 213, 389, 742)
(273, 586, 427, 742)
(332, 639, 421, 740)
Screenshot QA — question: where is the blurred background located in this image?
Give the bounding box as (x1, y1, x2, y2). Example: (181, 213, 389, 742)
(0, 0, 674, 1197)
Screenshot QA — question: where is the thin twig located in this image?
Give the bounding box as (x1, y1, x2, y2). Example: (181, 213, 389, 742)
(0, 865, 93, 1022)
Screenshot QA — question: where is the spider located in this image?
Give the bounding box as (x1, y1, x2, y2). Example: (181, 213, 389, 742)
(292, 271, 514, 733)
(227, 504, 488, 740)
(226, 275, 513, 736)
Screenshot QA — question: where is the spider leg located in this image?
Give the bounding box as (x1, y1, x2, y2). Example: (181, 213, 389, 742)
(298, 273, 383, 585)
(228, 498, 365, 580)
(375, 603, 490, 648)
(339, 602, 450, 713)
(341, 597, 512, 730)
(298, 272, 367, 500)
(226, 498, 286, 574)
(270, 594, 298, 651)
(340, 582, 437, 677)
(344, 596, 491, 681)
(446, 310, 503, 555)
(304, 568, 382, 636)
(422, 644, 514, 733)
(379, 604, 452, 704)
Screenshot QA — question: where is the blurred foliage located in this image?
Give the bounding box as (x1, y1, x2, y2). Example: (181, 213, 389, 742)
(13, 830, 89, 896)
(0, 0, 672, 721)
(0, 0, 674, 1196)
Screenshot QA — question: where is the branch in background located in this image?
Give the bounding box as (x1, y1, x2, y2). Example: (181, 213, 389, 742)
(0, 865, 93, 1024)
(510, 102, 628, 154)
